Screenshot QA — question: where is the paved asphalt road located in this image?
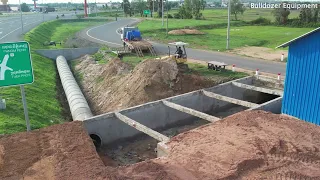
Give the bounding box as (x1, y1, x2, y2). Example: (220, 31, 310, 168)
(0, 12, 75, 43)
(81, 18, 287, 75)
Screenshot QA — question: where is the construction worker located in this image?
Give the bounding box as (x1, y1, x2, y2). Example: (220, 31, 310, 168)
(175, 47, 183, 58)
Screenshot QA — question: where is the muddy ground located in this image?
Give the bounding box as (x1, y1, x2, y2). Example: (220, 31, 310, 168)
(1, 110, 320, 179)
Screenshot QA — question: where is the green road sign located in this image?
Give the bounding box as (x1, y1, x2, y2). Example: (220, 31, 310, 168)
(143, 10, 150, 15)
(0, 41, 34, 87)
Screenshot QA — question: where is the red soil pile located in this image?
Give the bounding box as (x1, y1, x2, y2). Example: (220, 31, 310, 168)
(122, 111, 320, 179)
(0, 121, 113, 180)
(1, 111, 320, 179)
(76, 57, 222, 114)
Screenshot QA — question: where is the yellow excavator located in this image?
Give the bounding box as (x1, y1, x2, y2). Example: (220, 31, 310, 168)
(167, 42, 189, 71)
(167, 42, 188, 64)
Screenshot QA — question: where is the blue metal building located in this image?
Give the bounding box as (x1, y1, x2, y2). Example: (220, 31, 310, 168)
(277, 27, 320, 125)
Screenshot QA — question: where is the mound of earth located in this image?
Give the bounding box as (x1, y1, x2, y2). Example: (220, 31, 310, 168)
(168, 29, 205, 35)
(75, 56, 224, 114)
(119, 110, 320, 179)
(1, 111, 320, 179)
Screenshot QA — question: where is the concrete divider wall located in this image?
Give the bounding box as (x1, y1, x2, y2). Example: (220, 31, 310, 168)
(119, 101, 197, 130)
(250, 97, 282, 114)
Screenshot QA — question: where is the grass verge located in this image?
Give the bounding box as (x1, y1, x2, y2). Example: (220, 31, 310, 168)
(0, 19, 105, 134)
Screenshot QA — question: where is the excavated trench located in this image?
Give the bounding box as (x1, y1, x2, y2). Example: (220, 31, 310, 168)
(85, 77, 284, 167)
(96, 117, 208, 166)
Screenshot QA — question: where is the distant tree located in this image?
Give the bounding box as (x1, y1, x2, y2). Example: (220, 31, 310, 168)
(230, 0, 245, 20)
(192, 0, 202, 19)
(201, 0, 206, 10)
(132, 0, 147, 17)
(20, 3, 30, 12)
(313, 9, 319, 22)
(158, 0, 163, 17)
(272, 7, 290, 24)
(123, 0, 131, 16)
(299, 8, 319, 24)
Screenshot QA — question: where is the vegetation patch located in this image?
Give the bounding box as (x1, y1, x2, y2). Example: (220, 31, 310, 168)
(0, 19, 104, 134)
(138, 19, 312, 51)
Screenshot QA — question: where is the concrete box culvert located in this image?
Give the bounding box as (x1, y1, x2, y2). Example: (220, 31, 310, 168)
(56, 55, 93, 121)
(83, 76, 284, 148)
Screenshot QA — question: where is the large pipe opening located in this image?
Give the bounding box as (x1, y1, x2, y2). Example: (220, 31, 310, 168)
(90, 134, 102, 149)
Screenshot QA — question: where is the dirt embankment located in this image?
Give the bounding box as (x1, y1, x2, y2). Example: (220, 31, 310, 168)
(1, 111, 319, 179)
(75, 56, 226, 114)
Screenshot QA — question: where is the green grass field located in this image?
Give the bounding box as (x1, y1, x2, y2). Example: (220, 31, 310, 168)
(0, 19, 105, 134)
(138, 19, 312, 51)
(167, 8, 300, 22)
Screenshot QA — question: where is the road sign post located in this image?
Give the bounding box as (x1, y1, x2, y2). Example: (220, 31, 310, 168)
(20, 85, 30, 131)
(143, 10, 150, 16)
(0, 41, 34, 131)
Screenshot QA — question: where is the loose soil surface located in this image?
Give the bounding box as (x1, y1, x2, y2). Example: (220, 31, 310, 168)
(75, 56, 229, 115)
(1, 111, 319, 179)
(168, 29, 205, 35)
(228, 46, 288, 61)
(121, 111, 320, 179)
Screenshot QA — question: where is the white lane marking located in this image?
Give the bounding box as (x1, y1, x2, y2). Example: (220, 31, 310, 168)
(86, 22, 122, 46)
(0, 20, 42, 41)
(116, 28, 121, 35)
(0, 32, 2, 34)
(86, 19, 140, 46)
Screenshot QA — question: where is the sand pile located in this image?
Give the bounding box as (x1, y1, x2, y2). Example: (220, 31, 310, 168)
(1, 111, 320, 179)
(168, 29, 205, 35)
(76, 56, 219, 114)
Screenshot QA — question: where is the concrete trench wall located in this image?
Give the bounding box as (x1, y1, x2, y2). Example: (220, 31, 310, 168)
(249, 96, 283, 114)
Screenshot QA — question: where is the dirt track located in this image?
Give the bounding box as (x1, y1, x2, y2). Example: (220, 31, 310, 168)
(1, 111, 320, 179)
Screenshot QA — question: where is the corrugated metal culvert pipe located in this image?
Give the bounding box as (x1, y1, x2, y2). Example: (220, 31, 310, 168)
(56, 55, 93, 121)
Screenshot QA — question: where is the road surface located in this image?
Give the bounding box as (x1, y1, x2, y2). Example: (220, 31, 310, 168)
(81, 18, 287, 75)
(0, 12, 74, 43)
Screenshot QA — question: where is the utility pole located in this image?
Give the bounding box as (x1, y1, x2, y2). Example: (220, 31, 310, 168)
(95, 0, 97, 17)
(42, 0, 44, 22)
(226, 0, 231, 49)
(162, 0, 164, 26)
(19, 0, 24, 34)
(153, 0, 154, 18)
(166, 1, 168, 37)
